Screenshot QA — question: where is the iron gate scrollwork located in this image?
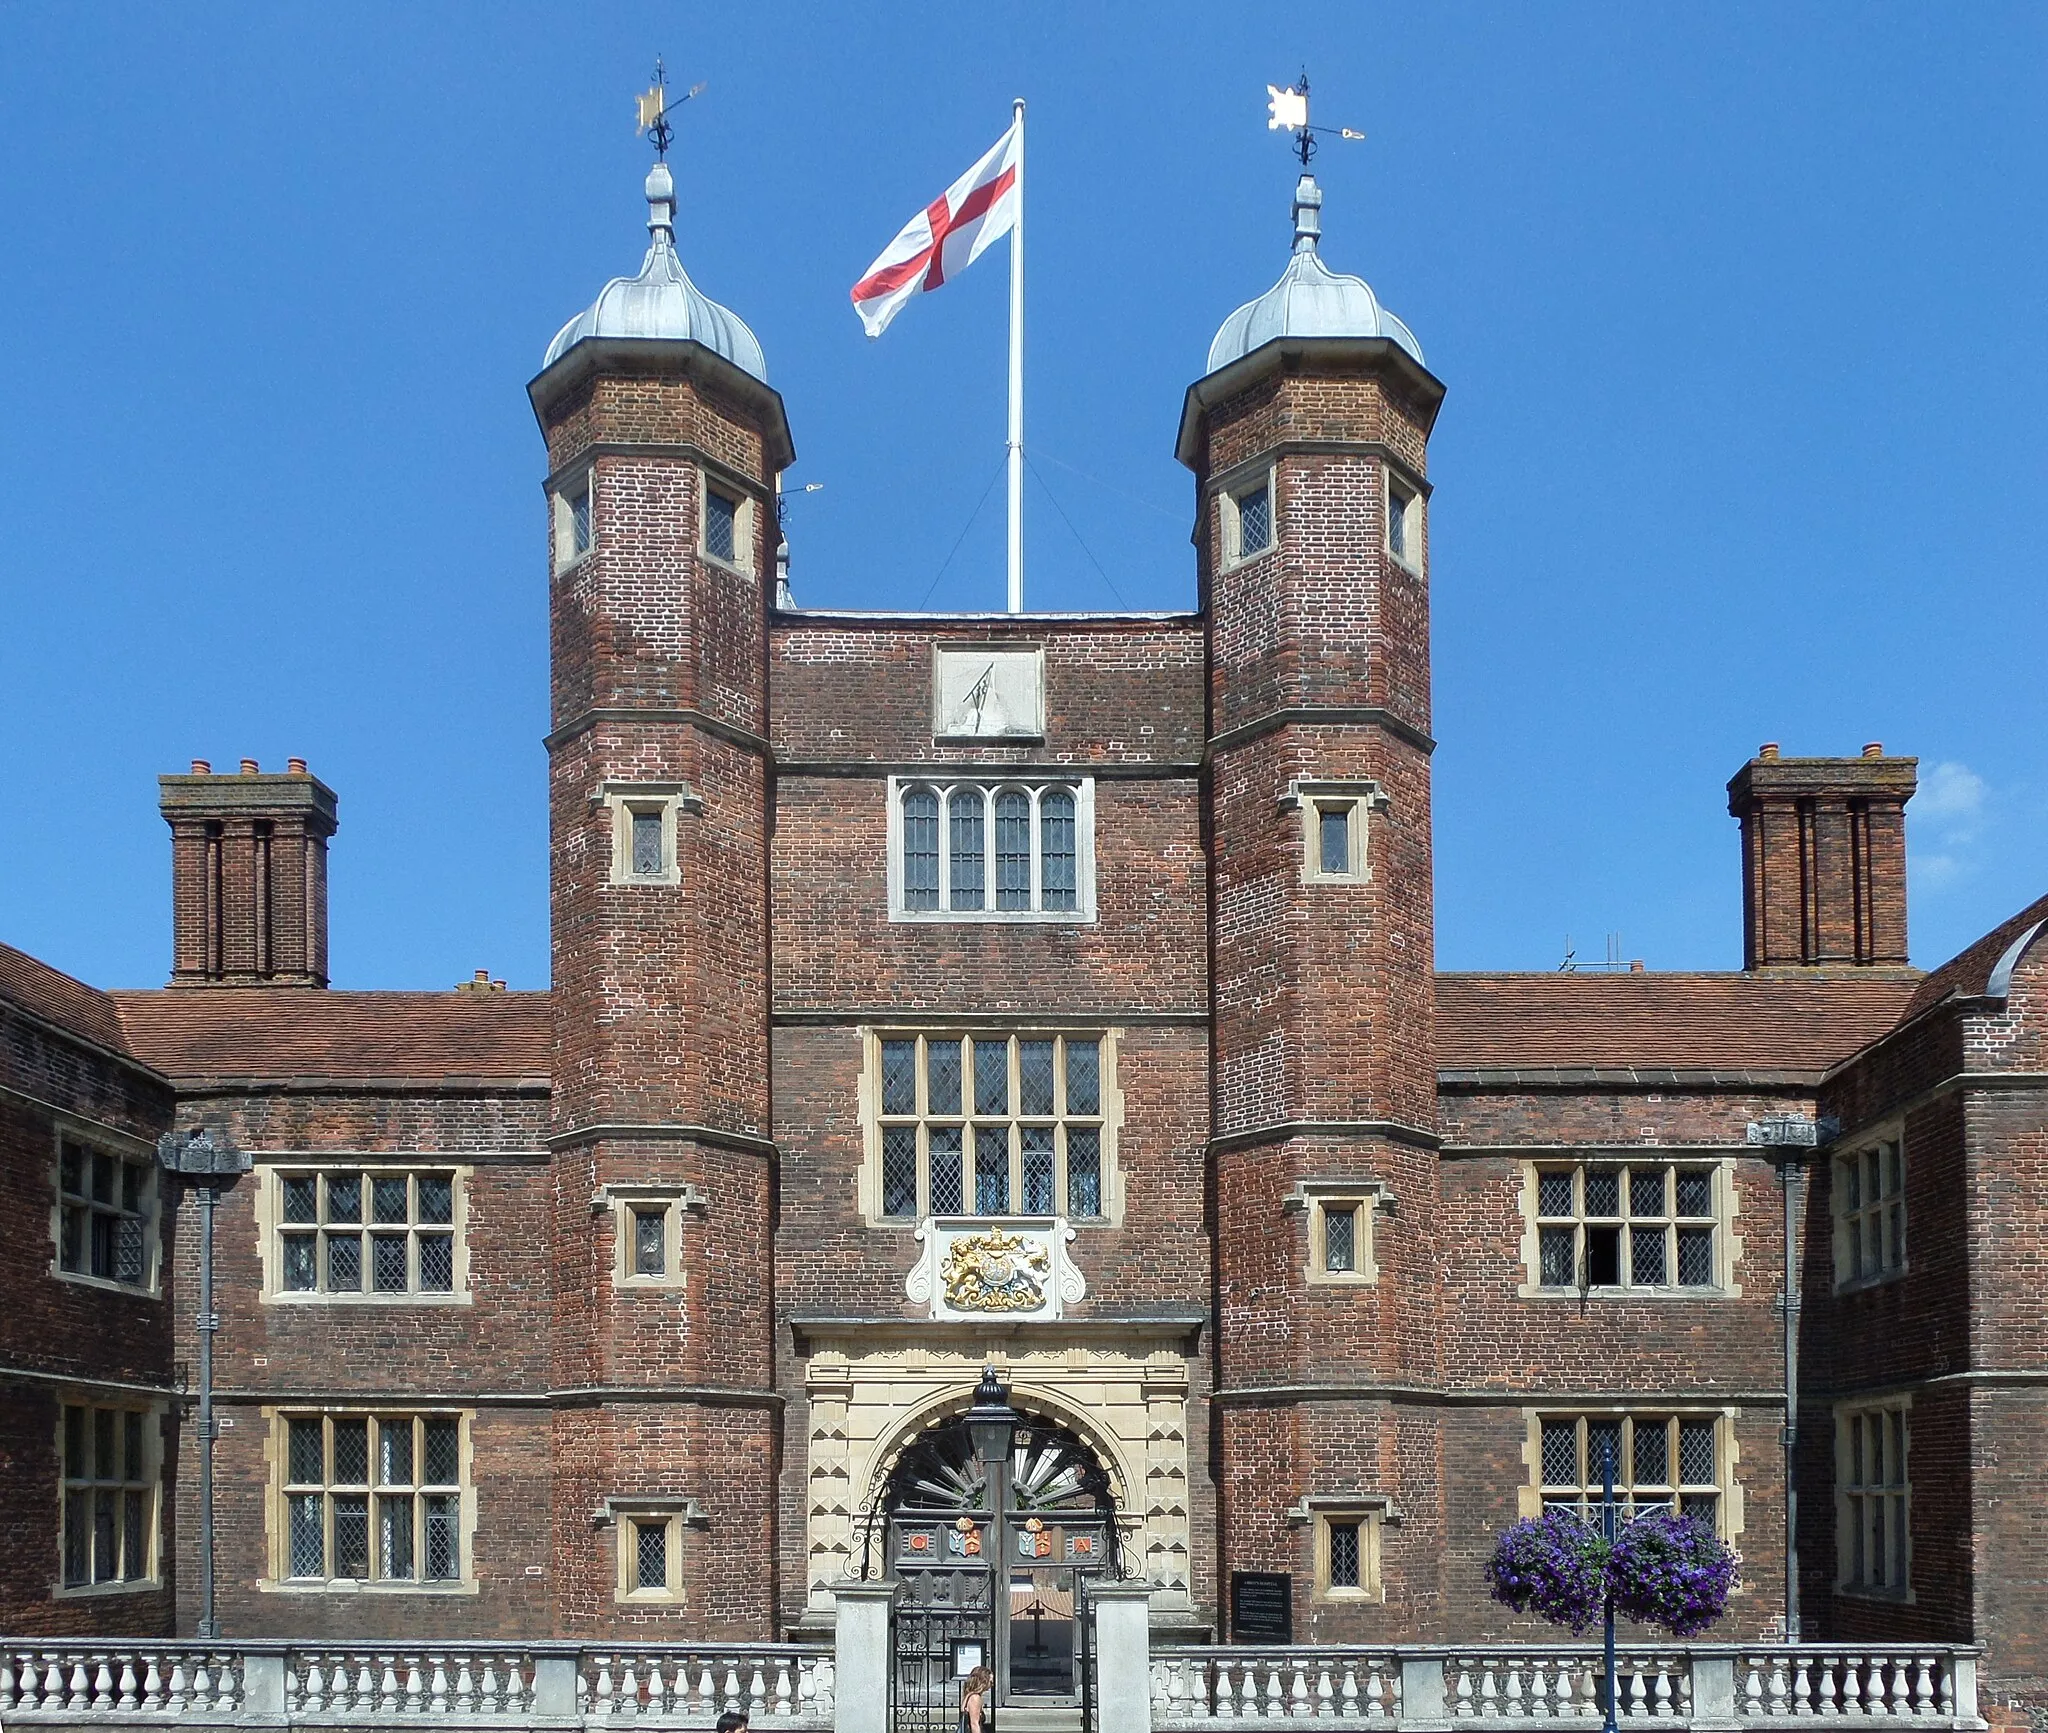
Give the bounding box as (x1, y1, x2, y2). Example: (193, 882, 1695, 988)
(891, 1561, 995, 1733)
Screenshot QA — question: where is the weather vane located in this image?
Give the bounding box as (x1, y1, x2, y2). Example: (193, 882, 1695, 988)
(1266, 71, 1364, 168)
(636, 58, 706, 160)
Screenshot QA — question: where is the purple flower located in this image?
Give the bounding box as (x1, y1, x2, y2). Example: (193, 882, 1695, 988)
(1486, 1510, 1608, 1635)
(1609, 1509, 1740, 1638)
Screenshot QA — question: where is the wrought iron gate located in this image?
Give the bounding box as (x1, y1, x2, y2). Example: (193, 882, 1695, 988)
(891, 1564, 994, 1733)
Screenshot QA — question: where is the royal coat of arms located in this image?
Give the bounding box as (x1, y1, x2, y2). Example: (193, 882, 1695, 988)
(941, 1229, 1050, 1312)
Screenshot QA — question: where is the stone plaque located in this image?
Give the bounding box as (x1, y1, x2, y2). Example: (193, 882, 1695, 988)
(1231, 1571, 1293, 1642)
(933, 645, 1044, 741)
(904, 1216, 1087, 1321)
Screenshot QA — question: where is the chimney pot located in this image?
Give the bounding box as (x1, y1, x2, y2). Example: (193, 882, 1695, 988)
(288, 757, 308, 775)
(1863, 742, 1883, 758)
(1629, 959, 1646, 973)
(1759, 743, 1780, 760)
(475, 969, 490, 983)
(190, 759, 211, 775)
(239, 758, 259, 775)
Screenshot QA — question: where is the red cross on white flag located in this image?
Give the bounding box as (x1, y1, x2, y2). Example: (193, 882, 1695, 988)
(851, 120, 1022, 338)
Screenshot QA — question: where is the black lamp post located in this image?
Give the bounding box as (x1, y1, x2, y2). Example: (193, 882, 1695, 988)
(156, 1127, 249, 1640)
(966, 1363, 1022, 1514)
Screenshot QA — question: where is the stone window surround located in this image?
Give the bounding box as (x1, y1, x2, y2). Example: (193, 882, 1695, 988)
(601, 780, 703, 889)
(54, 1394, 164, 1598)
(596, 1495, 707, 1605)
(1289, 1495, 1397, 1602)
(50, 1121, 163, 1300)
(1835, 1394, 1913, 1603)
(552, 460, 595, 573)
(1385, 463, 1423, 574)
(885, 775, 1097, 923)
(1218, 463, 1278, 570)
(699, 465, 760, 578)
(1516, 1407, 1745, 1546)
(592, 1181, 707, 1289)
(259, 1407, 479, 1596)
(1514, 1154, 1744, 1301)
(856, 1025, 1126, 1229)
(1281, 779, 1388, 886)
(253, 1160, 474, 1306)
(1832, 1122, 1907, 1295)
(1283, 1178, 1392, 1285)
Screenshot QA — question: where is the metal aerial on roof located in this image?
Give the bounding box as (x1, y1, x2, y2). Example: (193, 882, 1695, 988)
(1205, 76, 1423, 376)
(542, 64, 767, 382)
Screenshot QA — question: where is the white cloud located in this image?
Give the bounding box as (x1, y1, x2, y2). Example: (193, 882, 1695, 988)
(1909, 761, 1990, 897)
(1916, 761, 1987, 830)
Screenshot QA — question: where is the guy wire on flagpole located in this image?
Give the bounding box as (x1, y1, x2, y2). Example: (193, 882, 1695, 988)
(1007, 96, 1026, 614)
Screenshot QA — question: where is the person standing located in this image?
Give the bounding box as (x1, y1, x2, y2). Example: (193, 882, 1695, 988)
(959, 1664, 994, 1733)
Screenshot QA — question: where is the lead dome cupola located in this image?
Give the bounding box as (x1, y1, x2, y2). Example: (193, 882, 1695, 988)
(543, 161, 767, 381)
(1205, 173, 1421, 375)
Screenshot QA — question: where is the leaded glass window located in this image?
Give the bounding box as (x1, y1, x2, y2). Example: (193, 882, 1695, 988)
(637, 1519, 669, 1590)
(634, 1208, 666, 1277)
(1837, 1138, 1906, 1285)
(893, 780, 1091, 917)
(57, 1140, 154, 1289)
(276, 1169, 459, 1297)
(61, 1402, 155, 1587)
(1533, 1161, 1719, 1291)
(630, 809, 665, 877)
(1324, 1205, 1357, 1273)
(1537, 1413, 1725, 1530)
(1319, 804, 1352, 876)
(1328, 1519, 1360, 1589)
(1235, 482, 1272, 557)
(704, 487, 738, 564)
(1840, 1403, 1910, 1593)
(1387, 481, 1412, 563)
(873, 1033, 1112, 1222)
(280, 1413, 462, 1583)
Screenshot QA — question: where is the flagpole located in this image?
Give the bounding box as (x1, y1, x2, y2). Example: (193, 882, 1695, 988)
(1006, 96, 1025, 614)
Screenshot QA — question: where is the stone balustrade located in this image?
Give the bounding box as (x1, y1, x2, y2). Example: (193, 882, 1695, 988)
(1153, 1644, 1982, 1730)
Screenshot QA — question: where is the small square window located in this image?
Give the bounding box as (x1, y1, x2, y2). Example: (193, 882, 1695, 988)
(557, 477, 594, 566)
(630, 810, 665, 878)
(1302, 1188, 1379, 1283)
(705, 488, 738, 565)
(1308, 1505, 1383, 1600)
(1294, 783, 1378, 884)
(1236, 483, 1271, 557)
(1318, 804, 1352, 876)
(633, 1208, 666, 1278)
(1324, 1206, 1357, 1273)
(607, 788, 693, 887)
(615, 1509, 687, 1602)
(637, 1519, 669, 1591)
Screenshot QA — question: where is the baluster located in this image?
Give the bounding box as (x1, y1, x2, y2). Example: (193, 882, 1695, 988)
(695, 1662, 716, 1711)
(593, 1656, 616, 1716)
(749, 1663, 769, 1715)
(1339, 1661, 1360, 1718)
(112, 1657, 137, 1711)
(1792, 1654, 1814, 1716)
(721, 1664, 741, 1712)
(193, 1657, 218, 1713)
(428, 1656, 449, 1715)
(1937, 1661, 1956, 1718)
(1844, 1657, 1868, 1717)
(1213, 1656, 1236, 1721)
(453, 1653, 476, 1714)
(1767, 1659, 1790, 1717)
(141, 1656, 165, 1712)
(302, 1657, 325, 1713)
(1913, 1657, 1937, 1717)
(0, 1653, 14, 1711)
(165, 1657, 191, 1713)
(480, 1655, 504, 1714)
(404, 1657, 426, 1714)
(621, 1660, 643, 1717)
(1624, 1665, 1646, 1720)
(64, 1659, 89, 1710)
(1813, 1657, 1839, 1717)
(1648, 1662, 1669, 1718)
(776, 1661, 796, 1717)
(1889, 1659, 1912, 1718)
(1286, 1660, 1309, 1719)
(1452, 1658, 1474, 1718)
(1365, 1658, 1388, 1720)
(1500, 1659, 1523, 1720)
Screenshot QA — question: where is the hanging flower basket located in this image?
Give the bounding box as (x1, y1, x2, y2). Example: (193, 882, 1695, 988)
(1485, 1508, 1609, 1635)
(1488, 1506, 1738, 1638)
(1608, 1508, 1740, 1638)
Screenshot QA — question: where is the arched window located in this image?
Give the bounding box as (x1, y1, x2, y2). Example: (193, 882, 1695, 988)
(948, 787, 986, 911)
(1039, 790, 1076, 911)
(901, 787, 940, 910)
(994, 789, 1033, 910)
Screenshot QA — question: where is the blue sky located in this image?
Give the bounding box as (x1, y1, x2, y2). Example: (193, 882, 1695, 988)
(2, 3, 2044, 991)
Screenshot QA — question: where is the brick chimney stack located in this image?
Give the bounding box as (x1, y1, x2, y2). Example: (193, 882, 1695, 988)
(1727, 745, 1917, 968)
(160, 760, 337, 987)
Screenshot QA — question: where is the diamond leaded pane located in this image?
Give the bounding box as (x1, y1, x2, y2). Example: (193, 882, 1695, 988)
(288, 1418, 324, 1484)
(124, 1411, 143, 1480)
(705, 490, 737, 563)
(881, 1040, 918, 1115)
(424, 1494, 459, 1579)
(288, 1493, 324, 1577)
(949, 788, 986, 910)
(1677, 1226, 1715, 1286)
(974, 1040, 1010, 1115)
(1539, 1226, 1575, 1287)
(1319, 805, 1350, 875)
(424, 1418, 460, 1486)
(1238, 485, 1271, 554)
(1584, 1169, 1620, 1217)
(419, 1234, 454, 1290)
(634, 1210, 665, 1275)
(326, 1174, 362, 1222)
(1019, 1041, 1056, 1115)
(1041, 790, 1076, 909)
(123, 1488, 146, 1580)
(1324, 1206, 1356, 1272)
(638, 1520, 669, 1590)
(372, 1235, 409, 1292)
(1065, 1040, 1099, 1114)
(1629, 1168, 1667, 1219)
(631, 810, 664, 876)
(1676, 1169, 1713, 1217)
(975, 1128, 1010, 1214)
(1021, 1128, 1055, 1214)
(994, 791, 1032, 909)
(381, 1495, 414, 1579)
(333, 1495, 369, 1578)
(380, 1419, 413, 1486)
(1631, 1227, 1667, 1286)
(1679, 1420, 1717, 1486)
(926, 1041, 962, 1115)
(1541, 1420, 1578, 1487)
(282, 1176, 318, 1223)
(882, 1128, 919, 1218)
(63, 1490, 90, 1586)
(332, 1419, 369, 1485)
(1633, 1421, 1669, 1488)
(373, 1177, 409, 1225)
(928, 1129, 964, 1214)
(1537, 1171, 1574, 1216)
(1067, 1129, 1101, 1218)
(327, 1234, 362, 1291)
(1328, 1520, 1360, 1588)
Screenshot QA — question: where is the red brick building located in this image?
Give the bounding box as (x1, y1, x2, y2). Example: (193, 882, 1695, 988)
(2, 152, 2044, 1710)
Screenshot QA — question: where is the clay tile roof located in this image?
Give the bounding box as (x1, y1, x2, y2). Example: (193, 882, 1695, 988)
(0, 941, 137, 1059)
(1898, 890, 2048, 1024)
(108, 989, 552, 1086)
(1435, 971, 1920, 1076)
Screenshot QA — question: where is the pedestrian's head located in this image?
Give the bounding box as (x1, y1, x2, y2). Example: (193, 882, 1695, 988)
(715, 1715, 749, 1733)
